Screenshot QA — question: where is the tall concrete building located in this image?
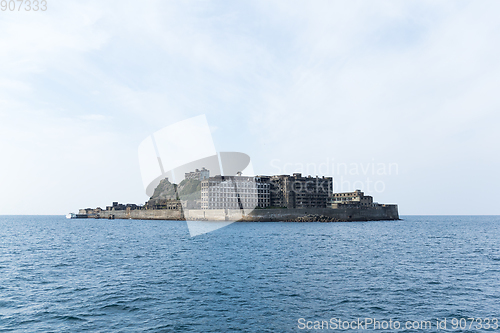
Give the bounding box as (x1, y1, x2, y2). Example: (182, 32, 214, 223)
(330, 190, 373, 208)
(201, 175, 270, 210)
(262, 173, 333, 209)
(201, 173, 332, 210)
(185, 167, 210, 181)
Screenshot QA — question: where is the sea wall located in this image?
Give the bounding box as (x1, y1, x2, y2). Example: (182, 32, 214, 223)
(84, 205, 398, 222)
(90, 209, 183, 220)
(241, 205, 399, 221)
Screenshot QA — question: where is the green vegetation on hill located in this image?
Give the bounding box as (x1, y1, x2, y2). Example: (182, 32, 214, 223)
(150, 178, 201, 201)
(151, 178, 178, 200)
(177, 178, 201, 201)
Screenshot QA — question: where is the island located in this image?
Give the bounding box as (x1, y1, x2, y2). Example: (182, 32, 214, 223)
(75, 170, 399, 222)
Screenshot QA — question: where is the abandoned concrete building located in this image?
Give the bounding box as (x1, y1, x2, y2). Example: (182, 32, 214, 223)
(264, 173, 333, 209)
(200, 173, 333, 210)
(329, 189, 374, 208)
(145, 199, 182, 210)
(201, 175, 270, 210)
(185, 167, 210, 181)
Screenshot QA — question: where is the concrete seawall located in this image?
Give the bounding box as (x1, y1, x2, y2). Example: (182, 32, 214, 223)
(241, 205, 399, 222)
(82, 205, 399, 222)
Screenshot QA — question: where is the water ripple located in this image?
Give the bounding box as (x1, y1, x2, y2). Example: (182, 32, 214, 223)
(0, 215, 499, 332)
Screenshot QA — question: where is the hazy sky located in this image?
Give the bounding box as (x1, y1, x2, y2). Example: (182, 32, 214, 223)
(1, 1, 499, 215)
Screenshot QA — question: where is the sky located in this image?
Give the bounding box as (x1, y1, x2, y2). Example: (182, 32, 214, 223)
(0, 0, 499, 215)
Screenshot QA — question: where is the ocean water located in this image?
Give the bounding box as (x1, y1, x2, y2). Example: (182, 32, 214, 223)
(0, 216, 499, 332)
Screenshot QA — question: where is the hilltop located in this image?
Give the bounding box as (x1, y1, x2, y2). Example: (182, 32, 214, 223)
(150, 178, 201, 201)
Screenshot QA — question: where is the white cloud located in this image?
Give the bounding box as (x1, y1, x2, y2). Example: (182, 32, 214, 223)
(0, 0, 499, 214)
(77, 114, 107, 121)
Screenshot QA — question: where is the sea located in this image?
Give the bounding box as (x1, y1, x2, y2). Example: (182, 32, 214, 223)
(0, 215, 499, 332)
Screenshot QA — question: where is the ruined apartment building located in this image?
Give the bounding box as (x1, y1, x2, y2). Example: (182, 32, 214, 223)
(263, 173, 333, 209)
(185, 167, 210, 181)
(330, 189, 373, 208)
(201, 175, 270, 210)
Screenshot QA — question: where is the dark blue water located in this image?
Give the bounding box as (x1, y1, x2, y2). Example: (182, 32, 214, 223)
(1, 216, 499, 332)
